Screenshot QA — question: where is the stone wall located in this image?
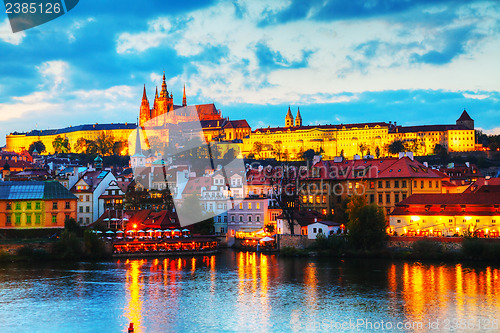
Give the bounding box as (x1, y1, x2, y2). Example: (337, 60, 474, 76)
(388, 236, 463, 252)
(277, 234, 313, 250)
(0, 242, 53, 255)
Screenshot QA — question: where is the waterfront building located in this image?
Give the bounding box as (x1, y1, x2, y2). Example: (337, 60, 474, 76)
(300, 155, 447, 220)
(71, 169, 117, 225)
(0, 181, 77, 229)
(276, 210, 325, 235)
(306, 221, 343, 239)
(389, 192, 500, 237)
(227, 196, 280, 239)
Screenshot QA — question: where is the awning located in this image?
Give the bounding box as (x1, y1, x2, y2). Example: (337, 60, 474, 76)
(237, 227, 262, 233)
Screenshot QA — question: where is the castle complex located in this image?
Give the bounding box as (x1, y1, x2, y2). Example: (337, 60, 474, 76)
(240, 109, 475, 160)
(5, 72, 475, 159)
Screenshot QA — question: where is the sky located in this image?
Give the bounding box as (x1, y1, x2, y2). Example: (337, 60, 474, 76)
(0, 0, 499, 146)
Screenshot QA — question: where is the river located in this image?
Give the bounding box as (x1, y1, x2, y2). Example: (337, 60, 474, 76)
(0, 250, 499, 332)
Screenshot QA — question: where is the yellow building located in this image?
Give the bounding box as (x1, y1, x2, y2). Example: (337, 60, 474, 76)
(6, 123, 137, 155)
(243, 106, 390, 160)
(388, 110, 475, 154)
(243, 108, 475, 160)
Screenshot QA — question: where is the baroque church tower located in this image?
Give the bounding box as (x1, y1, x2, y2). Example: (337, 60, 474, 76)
(295, 107, 302, 127)
(285, 106, 294, 127)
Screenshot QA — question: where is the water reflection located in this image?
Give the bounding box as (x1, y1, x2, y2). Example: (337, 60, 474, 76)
(1, 253, 499, 332)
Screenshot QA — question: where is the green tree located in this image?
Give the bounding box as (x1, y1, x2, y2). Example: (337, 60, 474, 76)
(74, 137, 87, 153)
(346, 195, 387, 251)
(388, 140, 405, 155)
(264, 224, 276, 234)
(28, 140, 45, 154)
(52, 135, 70, 154)
(95, 131, 115, 156)
(433, 144, 448, 161)
(273, 141, 282, 160)
(302, 149, 315, 161)
(358, 143, 367, 156)
(252, 142, 263, 159)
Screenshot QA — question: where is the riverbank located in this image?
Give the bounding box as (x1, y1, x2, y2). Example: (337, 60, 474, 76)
(279, 236, 500, 263)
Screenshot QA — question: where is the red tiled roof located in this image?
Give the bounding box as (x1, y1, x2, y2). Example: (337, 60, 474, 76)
(224, 119, 250, 129)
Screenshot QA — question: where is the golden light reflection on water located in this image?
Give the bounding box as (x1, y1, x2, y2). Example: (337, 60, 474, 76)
(391, 261, 500, 324)
(124, 259, 145, 333)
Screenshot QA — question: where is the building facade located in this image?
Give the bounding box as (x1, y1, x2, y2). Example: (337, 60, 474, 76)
(0, 181, 77, 229)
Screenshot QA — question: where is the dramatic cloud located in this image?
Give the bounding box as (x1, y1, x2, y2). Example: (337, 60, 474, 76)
(0, 0, 499, 145)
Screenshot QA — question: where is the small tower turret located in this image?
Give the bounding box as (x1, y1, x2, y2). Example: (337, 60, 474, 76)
(456, 109, 474, 130)
(285, 106, 294, 128)
(182, 84, 187, 107)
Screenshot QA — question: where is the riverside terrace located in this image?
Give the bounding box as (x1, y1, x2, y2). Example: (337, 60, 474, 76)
(95, 229, 219, 257)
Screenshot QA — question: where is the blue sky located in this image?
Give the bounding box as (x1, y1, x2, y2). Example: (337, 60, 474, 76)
(0, 0, 499, 146)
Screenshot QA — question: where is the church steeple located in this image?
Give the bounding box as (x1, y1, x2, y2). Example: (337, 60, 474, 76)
(182, 84, 187, 107)
(295, 107, 302, 127)
(285, 106, 294, 128)
(160, 71, 168, 98)
(139, 84, 150, 127)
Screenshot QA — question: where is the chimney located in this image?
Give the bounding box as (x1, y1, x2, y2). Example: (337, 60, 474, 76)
(423, 162, 428, 167)
(465, 162, 470, 168)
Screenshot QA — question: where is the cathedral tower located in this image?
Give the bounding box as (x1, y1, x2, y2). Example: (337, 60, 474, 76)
(285, 106, 294, 128)
(139, 85, 150, 126)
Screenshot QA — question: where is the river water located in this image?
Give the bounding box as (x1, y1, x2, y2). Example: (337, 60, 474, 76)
(0, 250, 499, 332)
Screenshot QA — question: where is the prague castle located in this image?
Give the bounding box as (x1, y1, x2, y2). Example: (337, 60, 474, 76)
(4, 70, 475, 158)
(241, 108, 475, 160)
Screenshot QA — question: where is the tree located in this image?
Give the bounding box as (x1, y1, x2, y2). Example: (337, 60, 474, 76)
(52, 136, 70, 154)
(433, 144, 448, 161)
(340, 149, 345, 158)
(358, 143, 367, 156)
(252, 142, 263, 159)
(388, 140, 405, 155)
(74, 137, 87, 153)
(302, 149, 315, 161)
(271, 164, 300, 235)
(95, 131, 115, 156)
(346, 195, 387, 251)
(28, 140, 45, 154)
(375, 146, 381, 158)
(265, 224, 275, 234)
(273, 141, 282, 160)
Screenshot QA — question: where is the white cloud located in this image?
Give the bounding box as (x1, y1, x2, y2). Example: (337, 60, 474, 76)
(463, 92, 490, 100)
(36, 60, 69, 91)
(115, 1, 500, 105)
(116, 17, 172, 54)
(67, 17, 95, 42)
(478, 127, 500, 135)
(0, 19, 25, 45)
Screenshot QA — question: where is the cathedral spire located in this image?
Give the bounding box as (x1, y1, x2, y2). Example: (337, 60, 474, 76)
(161, 71, 168, 98)
(142, 84, 147, 100)
(182, 84, 187, 107)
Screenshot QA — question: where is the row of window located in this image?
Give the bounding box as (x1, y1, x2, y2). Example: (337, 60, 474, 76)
(399, 219, 496, 224)
(376, 192, 407, 205)
(230, 215, 261, 222)
(6, 201, 71, 210)
(237, 202, 261, 210)
(302, 195, 328, 204)
(5, 213, 71, 226)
